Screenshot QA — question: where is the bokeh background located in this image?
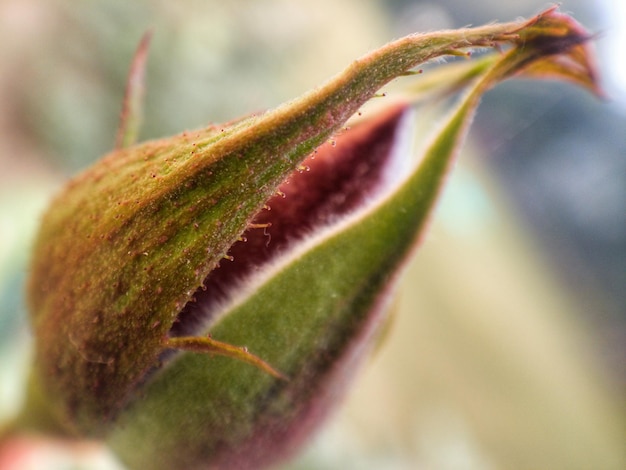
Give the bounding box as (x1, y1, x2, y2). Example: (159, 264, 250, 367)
(0, 0, 624, 469)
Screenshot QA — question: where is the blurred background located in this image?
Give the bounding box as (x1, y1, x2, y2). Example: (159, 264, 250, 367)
(0, 0, 623, 469)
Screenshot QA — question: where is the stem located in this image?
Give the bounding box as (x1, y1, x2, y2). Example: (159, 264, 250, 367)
(3, 369, 75, 439)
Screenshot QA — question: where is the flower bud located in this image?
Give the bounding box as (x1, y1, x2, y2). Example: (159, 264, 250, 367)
(24, 7, 597, 469)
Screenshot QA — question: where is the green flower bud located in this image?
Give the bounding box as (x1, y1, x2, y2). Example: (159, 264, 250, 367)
(22, 7, 597, 469)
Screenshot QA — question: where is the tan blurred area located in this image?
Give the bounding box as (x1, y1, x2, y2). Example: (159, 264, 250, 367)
(0, 1, 623, 469)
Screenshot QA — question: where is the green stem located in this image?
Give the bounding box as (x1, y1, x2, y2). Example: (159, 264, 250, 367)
(4, 368, 75, 438)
